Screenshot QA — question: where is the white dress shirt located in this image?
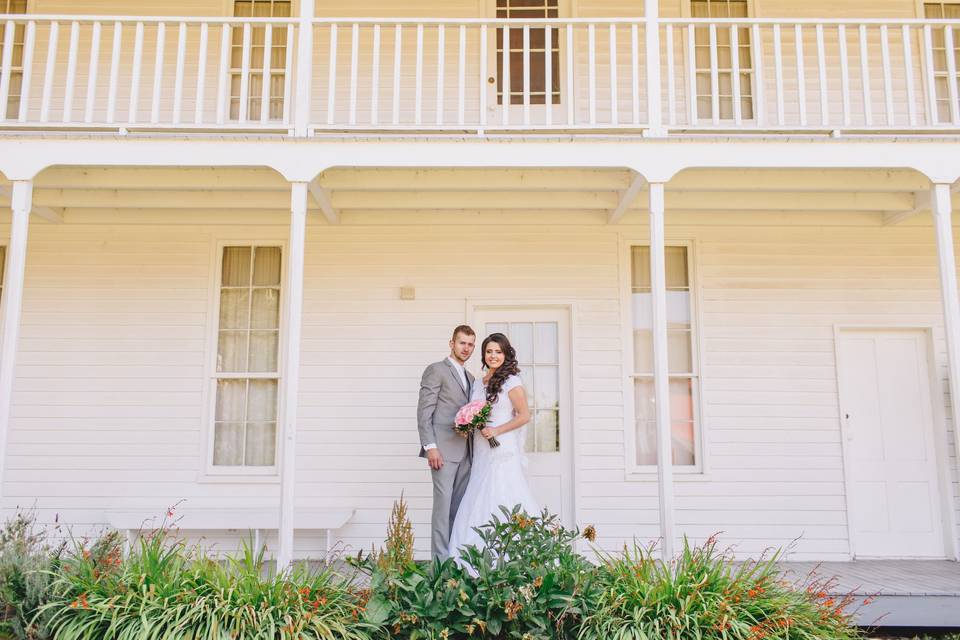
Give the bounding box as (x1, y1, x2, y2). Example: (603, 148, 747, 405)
(424, 356, 469, 451)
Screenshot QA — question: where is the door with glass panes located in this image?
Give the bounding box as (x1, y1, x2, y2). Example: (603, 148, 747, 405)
(470, 307, 573, 525)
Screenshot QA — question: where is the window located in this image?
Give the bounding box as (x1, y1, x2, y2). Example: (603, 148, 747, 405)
(630, 245, 698, 467)
(212, 245, 282, 468)
(231, 0, 291, 121)
(1, 0, 28, 120)
(691, 0, 754, 120)
(486, 321, 560, 453)
(496, 0, 561, 105)
(924, 2, 960, 123)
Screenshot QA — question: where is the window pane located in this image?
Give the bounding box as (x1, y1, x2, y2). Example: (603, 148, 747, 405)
(251, 288, 280, 329)
(213, 423, 244, 465)
(534, 409, 559, 452)
(222, 247, 251, 286)
(218, 331, 249, 372)
(634, 378, 696, 466)
(248, 331, 279, 372)
(633, 329, 653, 373)
(510, 322, 534, 362)
(246, 379, 278, 422)
(216, 379, 246, 422)
(219, 289, 250, 330)
(668, 329, 693, 373)
(631, 246, 651, 288)
(535, 322, 558, 364)
(244, 423, 277, 466)
(253, 246, 282, 285)
(534, 365, 559, 410)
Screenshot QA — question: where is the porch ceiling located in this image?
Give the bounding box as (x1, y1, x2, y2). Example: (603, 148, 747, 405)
(0, 167, 951, 225)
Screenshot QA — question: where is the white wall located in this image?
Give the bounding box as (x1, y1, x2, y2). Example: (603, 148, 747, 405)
(0, 195, 957, 561)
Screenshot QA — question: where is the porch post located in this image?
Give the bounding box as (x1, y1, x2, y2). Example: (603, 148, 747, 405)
(294, 0, 315, 137)
(277, 181, 308, 570)
(648, 181, 675, 559)
(644, 0, 664, 136)
(931, 182, 960, 472)
(0, 181, 31, 496)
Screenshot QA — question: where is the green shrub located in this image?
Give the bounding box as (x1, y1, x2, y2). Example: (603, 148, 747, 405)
(0, 509, 64, 640)
(42, 525, 374, 640)
(357, 502, 596, 640)
(579, 535, 863, 640)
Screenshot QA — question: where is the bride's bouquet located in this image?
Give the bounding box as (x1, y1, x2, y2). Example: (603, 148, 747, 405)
(454, 400, 500, 448)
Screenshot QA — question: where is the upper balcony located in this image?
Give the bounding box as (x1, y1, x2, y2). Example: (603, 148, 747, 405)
(0, 6, 959, 137)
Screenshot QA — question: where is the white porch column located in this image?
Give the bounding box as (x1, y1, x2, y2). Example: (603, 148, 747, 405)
(277, 181, 308, 570)
(294, 0, 315, 137)
(648, 181, 675, 559)
(931, 182, 960, 473)
(644, 0, 664, 136)
(0, 181, 31, 495)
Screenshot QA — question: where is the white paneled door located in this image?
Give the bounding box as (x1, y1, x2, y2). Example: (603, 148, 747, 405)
(471, 307, 573, 526)
(838, 329, 946, 558)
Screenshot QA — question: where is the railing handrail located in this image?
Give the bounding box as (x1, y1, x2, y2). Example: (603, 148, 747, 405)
(0, 14, 298, 24)
(658, 17, 960, 25)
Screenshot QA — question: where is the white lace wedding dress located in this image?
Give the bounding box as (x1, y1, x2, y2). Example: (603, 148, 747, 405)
(447, 373, 540, 562)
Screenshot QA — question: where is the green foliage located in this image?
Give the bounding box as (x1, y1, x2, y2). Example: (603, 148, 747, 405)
(0, 509, 65, 640)
(579, 536, 864, 640)
(355, 504, 596, 640)
(41, 527, 374, 640)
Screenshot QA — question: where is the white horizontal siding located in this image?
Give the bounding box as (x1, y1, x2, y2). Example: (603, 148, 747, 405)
(0, 193, 956, 561)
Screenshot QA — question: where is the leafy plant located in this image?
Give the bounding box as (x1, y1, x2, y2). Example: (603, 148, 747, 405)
(42, 523, 374, 640)
(578, 535, 864, 640)
(0, 509, 65, 640)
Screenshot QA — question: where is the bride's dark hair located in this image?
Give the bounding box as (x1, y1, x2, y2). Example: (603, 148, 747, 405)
(481, 333, 521, 403)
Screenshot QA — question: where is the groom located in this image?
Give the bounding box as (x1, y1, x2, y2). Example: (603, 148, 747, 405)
(417, 325, 476, 559)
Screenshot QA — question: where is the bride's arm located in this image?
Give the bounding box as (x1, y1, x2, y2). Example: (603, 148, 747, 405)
(480, 387, 531, 439)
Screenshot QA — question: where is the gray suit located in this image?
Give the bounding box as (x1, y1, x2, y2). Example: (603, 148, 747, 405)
(417, 358, 475, 559)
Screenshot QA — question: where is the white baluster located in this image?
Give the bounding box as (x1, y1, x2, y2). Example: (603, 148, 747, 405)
(772, 23, 783, 126)
(173, 22, 187, 124)
(260, 23, 274, 124)
(858, 25, 872, 127)
(546, 23, 553, 126)
(609, 24, 618, 126)
(588, 23, 596, 125)
(371, 24, 381, 126)
(392, 24, 401, 125)
(480, 24, 487, 127)
(84, 21, 102, 123)
(39, 21, 59, 123)
(502, 24, 510, 126)
(215, 23, 230, 125)
(458, 24, 465, 126)
(195, 23, 208, 125)
(415, 23, 423, 125)
(62, 21, 80, 123)
(879, 24, 893, 126)
(282, 23, 293, 124)
(326, 23, 338, 125)
(106, 22, 121, 123)
(436, 24, 445, 126)
(128, 22, 144, 123)
(751, 23, 765, 126)
(838, 24, 850, 126)
(16, 21, 35, 122)
(902, 24, 917, 127)
(686, 23, 697, 124)
(150, 22, 166, 124)
(238, 22, 251, 122)
(634, 23, 642, 126)
(566, 24, 574, 125)
(794, 24, 806, 126)
(922, 25, 938, 126)
(816, 24, 828, 126)
(348, 23, 358, 125)
(0, 21, 16, 120)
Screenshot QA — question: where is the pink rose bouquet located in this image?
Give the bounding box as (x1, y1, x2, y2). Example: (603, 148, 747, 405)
(454, 400, 500, 448)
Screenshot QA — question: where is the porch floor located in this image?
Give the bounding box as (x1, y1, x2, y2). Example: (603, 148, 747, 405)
(777, 560, 960, 628)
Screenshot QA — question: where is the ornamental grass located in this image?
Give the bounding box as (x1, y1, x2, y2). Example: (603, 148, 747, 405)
(40, 525, 373, 640)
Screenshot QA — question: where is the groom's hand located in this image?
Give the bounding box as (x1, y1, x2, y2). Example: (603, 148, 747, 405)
(426, 448, 444, 470)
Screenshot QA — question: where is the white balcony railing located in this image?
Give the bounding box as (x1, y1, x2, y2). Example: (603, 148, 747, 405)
(0, 14, 958, 135)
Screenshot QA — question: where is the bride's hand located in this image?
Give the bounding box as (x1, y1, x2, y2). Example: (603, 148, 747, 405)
(480, 426, 499, 440)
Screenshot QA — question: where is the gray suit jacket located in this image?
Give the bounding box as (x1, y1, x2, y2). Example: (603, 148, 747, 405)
(417, 359, 475, 463)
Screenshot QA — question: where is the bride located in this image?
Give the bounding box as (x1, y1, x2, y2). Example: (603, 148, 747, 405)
(448, 332, 540, 561)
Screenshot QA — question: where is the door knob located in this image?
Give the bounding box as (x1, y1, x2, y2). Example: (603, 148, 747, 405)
(487, 76, 496, 84)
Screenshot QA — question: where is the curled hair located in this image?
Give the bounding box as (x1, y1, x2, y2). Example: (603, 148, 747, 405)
(481, 333, 521, 404)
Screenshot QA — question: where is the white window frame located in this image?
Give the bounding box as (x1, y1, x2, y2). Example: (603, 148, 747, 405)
(918, 1, 960, 125)
(200, 237, 287, 481)
(229, 0, 293, 122)
(620, 236, 706, 477)
(1, 0, 29, 121)
(683, 0, 758, 124)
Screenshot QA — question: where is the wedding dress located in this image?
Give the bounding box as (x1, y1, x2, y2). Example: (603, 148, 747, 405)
(447, 373, 540, 562)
